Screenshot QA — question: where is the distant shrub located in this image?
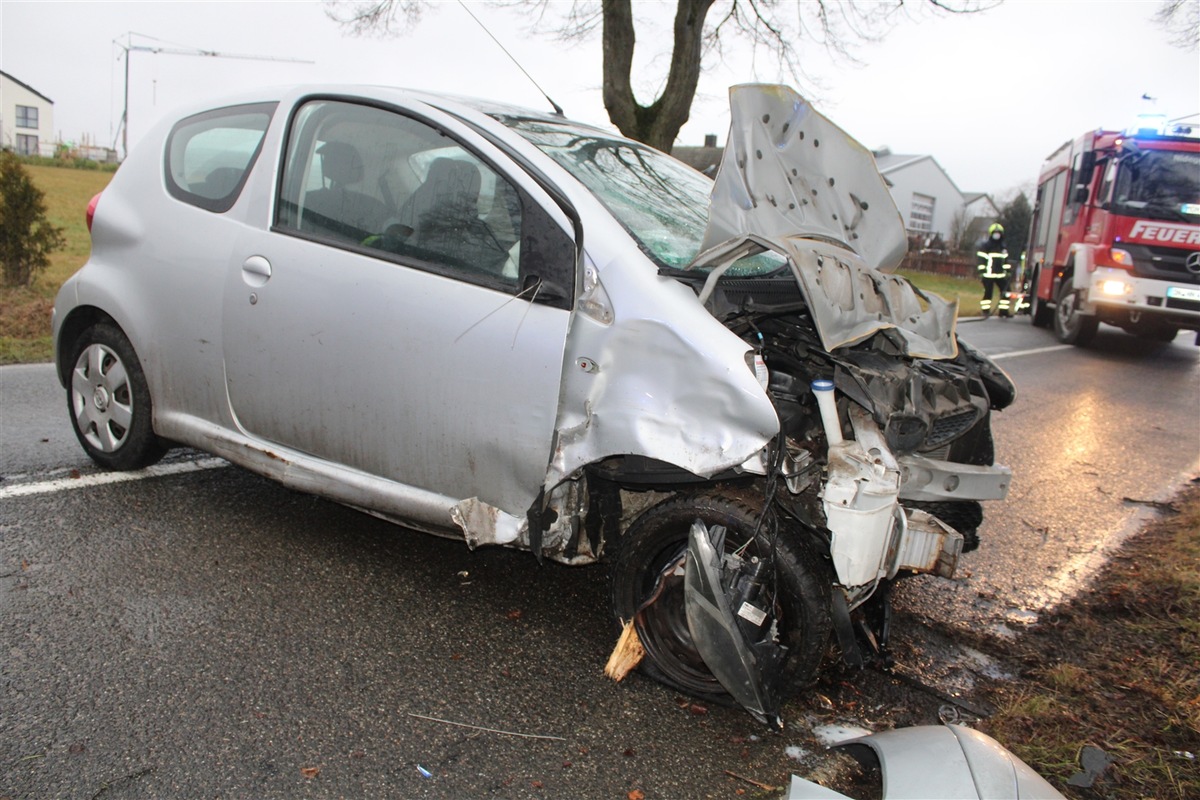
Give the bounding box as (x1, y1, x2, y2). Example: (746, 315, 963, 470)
(15, 154, 119, 173)
(0, 152, 67, 287)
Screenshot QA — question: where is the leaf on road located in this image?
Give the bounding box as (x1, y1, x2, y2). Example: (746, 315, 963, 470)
(300, 766, 320, 779)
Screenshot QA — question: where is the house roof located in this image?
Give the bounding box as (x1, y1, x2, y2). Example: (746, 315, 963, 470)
(0, 70, 53, 104)
(871, 150, 962, 195)
(872, 152, 928, 172)
(672, 145, 723, 176)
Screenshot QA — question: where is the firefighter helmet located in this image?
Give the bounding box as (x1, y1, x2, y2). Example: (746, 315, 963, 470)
(988, 222, 1005, 237)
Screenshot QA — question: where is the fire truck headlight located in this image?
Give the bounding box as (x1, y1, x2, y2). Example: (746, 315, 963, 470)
(1099, 279, 1132, 296)
(1109, 248, 1134, 267)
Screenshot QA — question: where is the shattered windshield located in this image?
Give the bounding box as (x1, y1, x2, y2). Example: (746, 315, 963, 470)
(1112, 149, 1200, 222)
(502, 118, 784, 275)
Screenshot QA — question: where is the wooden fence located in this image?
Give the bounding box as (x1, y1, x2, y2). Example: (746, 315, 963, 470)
(899, 252, 975, 278)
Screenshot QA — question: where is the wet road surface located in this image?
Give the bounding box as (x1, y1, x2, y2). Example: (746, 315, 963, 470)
(2, 320, 1197, 797)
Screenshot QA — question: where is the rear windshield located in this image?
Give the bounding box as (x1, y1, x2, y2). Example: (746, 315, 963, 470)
(501, 117, 784, 276)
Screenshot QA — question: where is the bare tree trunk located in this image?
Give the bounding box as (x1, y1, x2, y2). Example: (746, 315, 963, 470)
(601, 0, 715, 152)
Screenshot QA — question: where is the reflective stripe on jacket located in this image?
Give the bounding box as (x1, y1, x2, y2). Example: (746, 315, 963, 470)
(977, 251, 1010, 279)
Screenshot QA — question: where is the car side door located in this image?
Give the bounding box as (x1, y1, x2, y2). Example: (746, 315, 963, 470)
(222, 96, 576, 519)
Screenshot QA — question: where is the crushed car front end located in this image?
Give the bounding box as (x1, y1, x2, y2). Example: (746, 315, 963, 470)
(486, 85, 1014, 726)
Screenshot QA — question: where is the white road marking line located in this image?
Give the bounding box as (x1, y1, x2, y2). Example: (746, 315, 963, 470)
(988, 344, 1074, 361)
(0, 457, 229, 500)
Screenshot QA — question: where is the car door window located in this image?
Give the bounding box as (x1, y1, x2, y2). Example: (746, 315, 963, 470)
(276, 100, 524, 290)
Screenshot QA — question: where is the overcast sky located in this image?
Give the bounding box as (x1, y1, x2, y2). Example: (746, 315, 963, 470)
(2, 0, 1197, 197)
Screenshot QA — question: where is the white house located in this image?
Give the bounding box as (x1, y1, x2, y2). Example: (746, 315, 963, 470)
(1, 70, 55, 157)
(871, 149, 965, 241)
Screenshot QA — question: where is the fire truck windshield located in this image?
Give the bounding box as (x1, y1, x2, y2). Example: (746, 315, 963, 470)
(1112, 149, 1200, 223)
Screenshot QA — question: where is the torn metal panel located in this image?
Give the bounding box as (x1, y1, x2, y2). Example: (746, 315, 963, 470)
(450, 478, 600, 566)
(691, 83, 958, 359)
(683, 521, 784, 729)
(451, 498, 524, 548)
(699, 84, 907, 274)
(782, 240, 958, 358)
(692, 234, 959, 358)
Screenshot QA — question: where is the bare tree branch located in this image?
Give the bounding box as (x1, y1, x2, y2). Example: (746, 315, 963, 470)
(323, 0, 999, 151)
(1156, 0, 1199, 50)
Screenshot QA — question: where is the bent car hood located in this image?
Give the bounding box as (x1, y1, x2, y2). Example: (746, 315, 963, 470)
(693, 84, 957, 359)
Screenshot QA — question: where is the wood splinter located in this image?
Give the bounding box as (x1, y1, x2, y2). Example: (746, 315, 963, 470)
(604, 619, 645, 681)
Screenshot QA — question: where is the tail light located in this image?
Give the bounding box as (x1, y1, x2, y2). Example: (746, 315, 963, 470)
(86, 192, 102, 233)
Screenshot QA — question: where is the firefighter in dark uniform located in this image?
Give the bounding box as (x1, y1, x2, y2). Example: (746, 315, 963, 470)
(977, 222, 1012, 318)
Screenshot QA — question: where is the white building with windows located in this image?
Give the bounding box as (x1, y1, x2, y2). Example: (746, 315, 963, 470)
(871, 149, 965, 241)
(1, 70, 55, 157)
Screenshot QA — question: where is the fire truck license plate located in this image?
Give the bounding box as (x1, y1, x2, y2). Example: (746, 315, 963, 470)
(1167, 286, 1200, 302)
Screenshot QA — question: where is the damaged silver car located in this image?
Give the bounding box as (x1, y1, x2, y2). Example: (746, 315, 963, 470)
(53, 83, 1013, 727)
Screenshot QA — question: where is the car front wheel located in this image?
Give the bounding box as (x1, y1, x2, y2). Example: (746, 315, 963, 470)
(610, 489, 832, 701)
(68, 323, 166, 470)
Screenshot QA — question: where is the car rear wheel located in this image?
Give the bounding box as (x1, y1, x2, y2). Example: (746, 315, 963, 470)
(1053, 280, 1098, 346)
(610, 489, 832, 701)
(68, 323, 166, 470)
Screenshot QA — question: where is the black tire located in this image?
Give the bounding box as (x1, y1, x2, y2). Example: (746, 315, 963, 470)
(610, 489, 832, 701)
(1029, 270, 1053, 328)
(1053, 279, 1098, 346)
(67, 323, 167, 470)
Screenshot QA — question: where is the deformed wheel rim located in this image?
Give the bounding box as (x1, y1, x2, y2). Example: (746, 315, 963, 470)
(634, 535, 784, 696)
(72, 343, 133, 452)
(635, 544, 721, 694)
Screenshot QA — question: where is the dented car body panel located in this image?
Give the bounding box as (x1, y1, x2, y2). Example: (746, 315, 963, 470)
(786, 725, 1065, 800)
(54, 82, 1015, 725)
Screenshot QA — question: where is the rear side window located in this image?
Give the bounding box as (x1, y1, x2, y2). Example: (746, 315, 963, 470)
(165, 102, 276, 213)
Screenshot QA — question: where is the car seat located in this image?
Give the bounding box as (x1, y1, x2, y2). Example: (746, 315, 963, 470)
(303, 141, 389, 240)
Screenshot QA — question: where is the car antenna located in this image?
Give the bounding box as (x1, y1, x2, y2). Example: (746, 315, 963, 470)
(456, 0, 565, 117)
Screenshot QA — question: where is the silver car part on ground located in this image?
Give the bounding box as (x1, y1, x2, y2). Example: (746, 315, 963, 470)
(786, 724, 1066, 799)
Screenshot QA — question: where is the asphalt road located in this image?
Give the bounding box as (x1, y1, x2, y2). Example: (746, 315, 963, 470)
(2, 319, 1198, 798)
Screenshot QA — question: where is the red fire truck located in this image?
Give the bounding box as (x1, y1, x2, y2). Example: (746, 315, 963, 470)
(1025, 117, 1200, 346)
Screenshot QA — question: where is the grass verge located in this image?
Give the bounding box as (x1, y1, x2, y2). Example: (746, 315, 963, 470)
(981, 482, 1200, 799)
(1, 165, 111, 364)
(896, 268, 985, 317)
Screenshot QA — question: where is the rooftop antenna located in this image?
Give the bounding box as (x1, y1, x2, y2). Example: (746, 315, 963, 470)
(455, 1, 564, 117)
(113, 32, 313, 159)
